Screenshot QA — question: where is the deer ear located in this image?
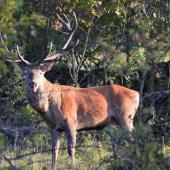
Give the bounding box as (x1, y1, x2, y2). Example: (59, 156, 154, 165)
(42, 62, 53, 72)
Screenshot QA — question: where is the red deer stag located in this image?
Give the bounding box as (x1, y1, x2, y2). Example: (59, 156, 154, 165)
(1, 12, 139, 168)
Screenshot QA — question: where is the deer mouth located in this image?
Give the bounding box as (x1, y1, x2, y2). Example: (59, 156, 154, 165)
(29, 82, 38, 92)
(28, 87, 37, 93)
(31, 88, 37, 92)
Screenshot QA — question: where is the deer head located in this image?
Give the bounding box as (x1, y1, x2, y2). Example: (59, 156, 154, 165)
(1, 12, 79, 93)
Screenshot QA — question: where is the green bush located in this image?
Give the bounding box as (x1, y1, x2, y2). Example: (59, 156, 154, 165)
(104, 127, 170, 170)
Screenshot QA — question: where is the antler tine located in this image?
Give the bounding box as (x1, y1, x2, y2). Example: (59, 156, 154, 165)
(41, 39, 79, 63)
(0, 31, 30, 65)
(56, 13, 71, 30)
(59, 12, 77, 50)
(5, 58, 24, 63)
(16, 46, 30, 65)
(63, 14, 70, 26)
(35, 42, 52, 65)
(72, 12, 78, 31)
(37, 12, 79, 64)
(0, 31, 10, 53)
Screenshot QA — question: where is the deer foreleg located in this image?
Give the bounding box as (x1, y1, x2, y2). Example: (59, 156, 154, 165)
(50, 129, 62, 168)
(64, 122, 76, 163)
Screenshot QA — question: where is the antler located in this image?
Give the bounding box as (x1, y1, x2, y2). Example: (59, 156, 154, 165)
(0, 31, 31, 65)
(1, 12, 78, 66)
(36, 11, 79, 64)
(16, 46, 30, 65)
(0, 31, 10, 53)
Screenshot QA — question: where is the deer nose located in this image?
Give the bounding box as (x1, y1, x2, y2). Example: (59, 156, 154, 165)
(29, 82, 37, 88)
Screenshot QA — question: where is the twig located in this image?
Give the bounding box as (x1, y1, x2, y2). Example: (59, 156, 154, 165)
(79, 70, 92, 85)
(95, 156, 113, 170)
(142, 90, 170, 101)
(136, 0, 149, 136)
(4, 156, 20, 170)
(104, 128, 140, 170)
(77, 26, 91, 74)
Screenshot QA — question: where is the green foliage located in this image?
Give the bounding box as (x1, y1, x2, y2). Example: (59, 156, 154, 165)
(0, 133, 4, 158)
(0, 69, 26, 103)
(105, 127, 170, 170)
(0, 0, 170, 169)
(128, 47, 146, 71)
(0, 0, 46, 72)
(0, 69, 41, 123)
(1, 127, 170, 169)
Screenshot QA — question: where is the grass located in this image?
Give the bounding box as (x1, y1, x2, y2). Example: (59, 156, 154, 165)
(1, 127, 170, 170)
(0, 131, 113, 170)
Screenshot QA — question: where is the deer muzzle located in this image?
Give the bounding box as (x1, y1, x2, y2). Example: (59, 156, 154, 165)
(29, 82, 37, 89)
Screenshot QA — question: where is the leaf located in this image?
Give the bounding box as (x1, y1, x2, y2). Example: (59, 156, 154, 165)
(31, 29, 37, 36)
(153, 13, 156, 18)
(100, 81, 103, 86)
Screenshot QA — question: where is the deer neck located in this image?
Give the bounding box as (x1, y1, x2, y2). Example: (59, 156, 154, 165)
(25, 77, 55, 111)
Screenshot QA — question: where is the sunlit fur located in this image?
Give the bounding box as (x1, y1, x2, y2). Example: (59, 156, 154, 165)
(22, 62, 139, 167)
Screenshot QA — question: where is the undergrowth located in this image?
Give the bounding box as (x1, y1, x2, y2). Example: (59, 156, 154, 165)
(1, 127, 170, 170)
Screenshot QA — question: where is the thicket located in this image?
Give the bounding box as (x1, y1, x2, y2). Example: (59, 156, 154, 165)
(0, 0, 170, 169)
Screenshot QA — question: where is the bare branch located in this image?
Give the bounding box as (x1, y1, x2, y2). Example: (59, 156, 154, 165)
(4, 156, 20, 170)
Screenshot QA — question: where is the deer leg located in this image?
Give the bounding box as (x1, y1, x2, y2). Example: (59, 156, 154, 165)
(50, 129, 62, 168)
(117, 114, 134, 132)
(64, 122, 76, 162)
